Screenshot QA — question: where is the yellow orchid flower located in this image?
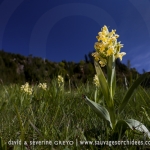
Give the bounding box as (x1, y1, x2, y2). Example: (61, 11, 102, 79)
(93, 25, 126, 67)
(115, 52, 126, 61)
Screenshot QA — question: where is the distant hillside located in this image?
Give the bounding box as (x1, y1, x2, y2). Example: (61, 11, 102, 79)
(0, 50, 140, 86)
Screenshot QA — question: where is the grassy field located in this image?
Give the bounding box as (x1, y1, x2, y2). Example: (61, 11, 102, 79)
(0, 78, 150, 150)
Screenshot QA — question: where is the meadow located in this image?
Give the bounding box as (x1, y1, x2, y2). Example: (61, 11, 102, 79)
(0, 77, 150, 150)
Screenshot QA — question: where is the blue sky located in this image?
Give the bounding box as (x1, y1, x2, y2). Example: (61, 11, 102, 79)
(0, 0, 150, 73)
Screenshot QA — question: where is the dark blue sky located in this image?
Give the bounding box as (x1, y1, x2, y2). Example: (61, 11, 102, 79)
(0, 0, 150, 73)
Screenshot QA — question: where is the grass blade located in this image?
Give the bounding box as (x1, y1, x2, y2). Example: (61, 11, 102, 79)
(14, 105, 25, 148)
(29, 120, 44, 138)
(112, 120, 129, 140)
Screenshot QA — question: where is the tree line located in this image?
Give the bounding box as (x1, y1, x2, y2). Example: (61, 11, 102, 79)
(0, 50, 145, 87)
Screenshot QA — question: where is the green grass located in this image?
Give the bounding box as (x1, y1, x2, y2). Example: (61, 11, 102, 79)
(0, 80, 150, 150)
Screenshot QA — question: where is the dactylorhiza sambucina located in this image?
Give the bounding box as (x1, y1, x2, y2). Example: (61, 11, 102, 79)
(20, 82, 33, 95)
(93, 74, 100, 87)
(38, 83, 47, 90)
(84, 25, 150, 138)
(57, 75, 64, 87)
(92, 25, 126, 67)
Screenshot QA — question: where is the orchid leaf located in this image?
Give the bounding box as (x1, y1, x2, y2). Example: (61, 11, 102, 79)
(94, 61, 112, 107)
(118, 72, 150, 114)
(113, 119, 150, 140)
(125, 119, 150, 138)
(83, 95, 112, 128)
